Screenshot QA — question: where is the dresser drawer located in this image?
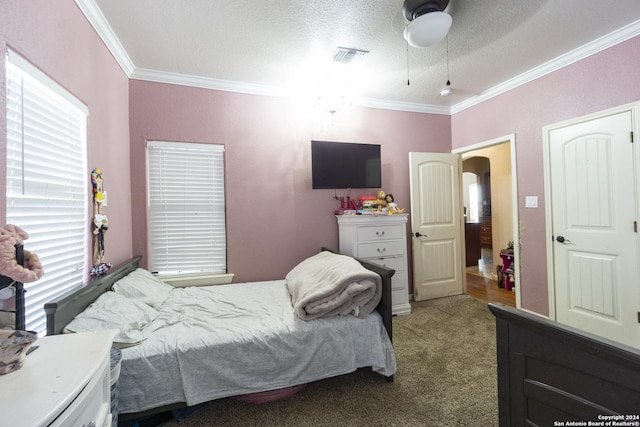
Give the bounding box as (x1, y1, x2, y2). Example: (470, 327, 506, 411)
(481, 235, 492, 245)
(358, 240, 405, 258)
(357, 225, 403, 242)
(363, 255, 405, 272)
(480, 217, 492, 245)
(391, 271, 409, 305)
(51, 357, 110, 427)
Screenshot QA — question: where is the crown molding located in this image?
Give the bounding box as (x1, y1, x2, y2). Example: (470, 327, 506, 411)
(451, 19, 640, 114)
(76, 0, 640, 116)
(74, 0, 452, 114)
(354, 98, 451, 115)
(75, 0, 135, 76)
(129, 67, 288, 99)
(129, 67, 451, 114)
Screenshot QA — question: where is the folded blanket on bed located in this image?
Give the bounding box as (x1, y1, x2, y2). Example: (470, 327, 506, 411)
(285, 251, 382, 320)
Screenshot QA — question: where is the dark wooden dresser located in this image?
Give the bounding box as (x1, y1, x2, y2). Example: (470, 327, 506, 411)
(465, 222, 481, 266)
(480, 216, 492, 246)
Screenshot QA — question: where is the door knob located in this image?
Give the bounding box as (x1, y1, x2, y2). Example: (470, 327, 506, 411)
(556, 235, 571, 243)
(415, 232, 426, 238)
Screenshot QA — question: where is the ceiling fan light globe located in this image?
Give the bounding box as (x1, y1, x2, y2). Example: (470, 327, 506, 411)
(403, 11, 452, 48)
(440, 86, 453, 96)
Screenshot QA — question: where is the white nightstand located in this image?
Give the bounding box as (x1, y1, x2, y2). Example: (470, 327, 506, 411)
(0, 329, 117, 427)
(337, 214, 411, 315)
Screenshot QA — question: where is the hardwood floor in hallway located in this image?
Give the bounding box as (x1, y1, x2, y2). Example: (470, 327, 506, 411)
(464, 245, 515, 307)
(466, 273, 515, 307)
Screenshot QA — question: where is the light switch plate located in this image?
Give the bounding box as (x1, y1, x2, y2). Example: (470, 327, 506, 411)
(525, 196, 538, 208)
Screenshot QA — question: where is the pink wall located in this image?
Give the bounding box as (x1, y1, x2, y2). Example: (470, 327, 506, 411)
(5, 2, 640, 316)
(129, 80, 451, 282)
(452, 36, 640, 315)
(0, 1, 133, 270)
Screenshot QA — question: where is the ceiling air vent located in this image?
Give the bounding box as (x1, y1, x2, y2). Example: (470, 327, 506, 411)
(332, 47, 369, 65)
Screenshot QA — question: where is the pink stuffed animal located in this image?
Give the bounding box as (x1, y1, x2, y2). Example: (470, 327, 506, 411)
(0, 224, 44, 283)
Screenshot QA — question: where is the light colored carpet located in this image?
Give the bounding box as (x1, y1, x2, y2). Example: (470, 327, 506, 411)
(159, 295, 499, 427)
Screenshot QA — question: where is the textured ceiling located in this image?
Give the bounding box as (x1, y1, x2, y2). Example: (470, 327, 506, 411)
(86, 0, 640, 112)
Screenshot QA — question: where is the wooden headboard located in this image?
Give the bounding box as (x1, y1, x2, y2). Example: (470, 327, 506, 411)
(44, 251, 395, 342)
(489, 303, 640, 424)
(44, 256, 141, 335)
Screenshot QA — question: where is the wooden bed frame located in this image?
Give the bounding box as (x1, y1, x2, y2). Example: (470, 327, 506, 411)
(44, 255, 142, 336)
(44, 250, 395, 342)
(44, 250, 396, 420)
(489, 303, 640, 425)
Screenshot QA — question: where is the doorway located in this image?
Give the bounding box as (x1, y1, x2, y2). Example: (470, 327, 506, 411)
(462, 158, 493, 278)
(453, 134, 520, 308)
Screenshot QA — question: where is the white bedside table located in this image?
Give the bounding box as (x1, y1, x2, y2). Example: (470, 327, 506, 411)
(0, 329, 117, 427)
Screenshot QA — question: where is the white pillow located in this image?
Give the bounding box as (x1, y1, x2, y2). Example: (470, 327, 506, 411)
(112, 268, 173, 308)
(64, 292, 159, 347)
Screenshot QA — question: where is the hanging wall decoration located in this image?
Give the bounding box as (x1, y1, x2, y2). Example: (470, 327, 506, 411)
(90, 168, 112, 277)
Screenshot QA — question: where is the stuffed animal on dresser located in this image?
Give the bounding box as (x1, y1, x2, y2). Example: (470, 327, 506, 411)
(376, 190, 388, 211)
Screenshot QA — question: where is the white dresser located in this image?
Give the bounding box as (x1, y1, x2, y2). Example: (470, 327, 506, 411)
(337, 213, 411, 315)
(0, 329, 117, 427)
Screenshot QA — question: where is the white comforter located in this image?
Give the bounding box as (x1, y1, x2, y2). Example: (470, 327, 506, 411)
(118, 280, 396, 414)
(286, 251, 382, 320)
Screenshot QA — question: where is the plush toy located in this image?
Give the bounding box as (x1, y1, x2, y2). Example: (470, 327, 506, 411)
(376, 190, 388, 211)
(0, 224, 44, 283)
(385, 194, 405, 214)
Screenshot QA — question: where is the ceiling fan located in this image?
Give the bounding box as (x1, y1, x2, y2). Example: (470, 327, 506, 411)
(402, 0, 452, 48)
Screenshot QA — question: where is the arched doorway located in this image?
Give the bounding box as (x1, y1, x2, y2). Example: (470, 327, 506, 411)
(462, 157, 492, 275)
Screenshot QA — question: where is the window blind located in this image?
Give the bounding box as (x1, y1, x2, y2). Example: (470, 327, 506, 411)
(146, 141, 227, 275)
(5, 50, 89, 334)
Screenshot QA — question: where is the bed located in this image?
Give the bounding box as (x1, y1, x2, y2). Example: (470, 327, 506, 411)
(44, 249, 397, 417)
(489, 303, 640, 425)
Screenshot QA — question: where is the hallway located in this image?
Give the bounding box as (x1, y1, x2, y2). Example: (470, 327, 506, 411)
(466, 246, 497, 280)
(465, 247, 515, 307)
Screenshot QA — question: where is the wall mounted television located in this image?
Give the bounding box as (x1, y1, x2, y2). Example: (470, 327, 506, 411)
(311, 140, 381, 189)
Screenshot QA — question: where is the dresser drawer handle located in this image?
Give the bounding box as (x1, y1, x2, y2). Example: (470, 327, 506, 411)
(376, 231, 385, 236)
(377, 247, 386, 253)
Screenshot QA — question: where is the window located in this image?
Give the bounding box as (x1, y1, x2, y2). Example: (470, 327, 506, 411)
(463, 172, 480, 223)
(146, 141, 226, 276)
(5, 50, 89, 334)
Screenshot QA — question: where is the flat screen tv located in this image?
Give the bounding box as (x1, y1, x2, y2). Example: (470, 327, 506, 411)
(311, 140, 381, 189)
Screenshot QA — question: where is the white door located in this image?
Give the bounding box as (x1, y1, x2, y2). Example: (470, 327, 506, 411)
(548, 110, 640, 348)
(409, 152, 464, 300)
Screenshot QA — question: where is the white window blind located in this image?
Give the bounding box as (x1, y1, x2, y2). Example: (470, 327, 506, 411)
(146, 141, 227, 275)
(5, 50, 89, 334)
